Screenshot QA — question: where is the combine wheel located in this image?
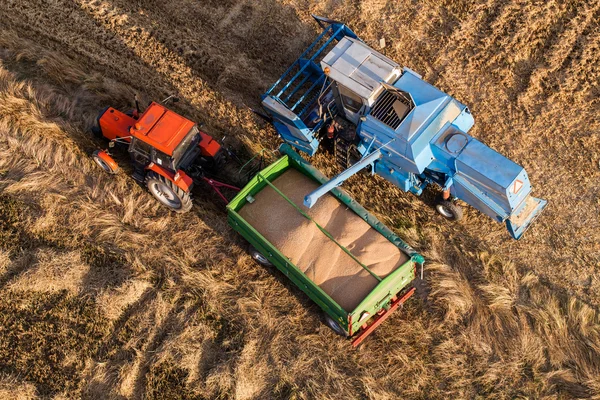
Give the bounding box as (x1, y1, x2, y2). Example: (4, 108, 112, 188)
(146, 171, 192, 213)
(92, 150, 119, 174)
(436, 199, 463, 221)
(248, 244, 273, 267)
(324, 314, 348, 337)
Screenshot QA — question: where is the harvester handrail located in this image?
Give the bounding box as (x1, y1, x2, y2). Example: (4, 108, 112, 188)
(274, 24, 344, 99)
(256, 172, 382, 282)
(267, 23, 346, 107)
(265, 24, 333, 96)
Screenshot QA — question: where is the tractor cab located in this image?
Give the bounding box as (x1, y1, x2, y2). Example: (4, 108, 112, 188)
(127, 102, 196, 169)
(92, 99, 229, 213)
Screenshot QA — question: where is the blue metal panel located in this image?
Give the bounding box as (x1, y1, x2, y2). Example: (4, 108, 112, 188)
(359, 119, 421, 175)
(394, 72, 447, 107)
(455, 139, 525, 200)
(374, 160, 414, 193)
(506, 197, 547, 239)
(262, 96, 320, 155)
(452, 175, 508, 221)
(452, 108, 475, 132)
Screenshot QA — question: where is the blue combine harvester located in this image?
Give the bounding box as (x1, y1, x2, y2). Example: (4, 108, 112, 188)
(260, 16, 546, 239)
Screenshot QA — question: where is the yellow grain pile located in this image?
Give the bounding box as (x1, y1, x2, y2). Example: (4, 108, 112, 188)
(239, 169, 409, 311)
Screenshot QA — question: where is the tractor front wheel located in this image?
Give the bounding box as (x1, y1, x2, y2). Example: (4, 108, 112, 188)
(92, 150, 119, 174)
(436, 199, 463, 221)
(146, 171, 192, 213)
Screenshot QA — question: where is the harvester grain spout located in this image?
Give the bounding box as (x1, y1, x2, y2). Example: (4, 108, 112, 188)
(304, 148, 382, 208)
(261, 15, 547, 239)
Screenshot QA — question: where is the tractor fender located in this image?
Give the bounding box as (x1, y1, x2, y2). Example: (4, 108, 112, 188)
(95, 150, 119, 172)
(145, 163, 193, 193)
(198, 131, 222, 158)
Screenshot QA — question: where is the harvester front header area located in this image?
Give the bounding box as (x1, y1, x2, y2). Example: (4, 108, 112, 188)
(261, 15, 546, 239)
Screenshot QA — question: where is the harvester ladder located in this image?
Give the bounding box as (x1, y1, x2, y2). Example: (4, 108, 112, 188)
(334, 140, 352, 169)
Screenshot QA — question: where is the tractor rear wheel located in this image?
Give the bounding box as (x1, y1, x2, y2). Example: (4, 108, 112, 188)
(146, 171, 192, 213)
(436, 199, 463, 221)
(92, 150, 119, 174)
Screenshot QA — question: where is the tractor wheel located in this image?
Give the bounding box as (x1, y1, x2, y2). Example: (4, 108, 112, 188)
(92, 150, 119, 174)
(324, 314, 348, 337)
(213, 149, 227, 170)
(248, 244, 273, 267)
(91, 125, 103, 139)
(146, 171, 192, 213)
(436, 199, 463, 221)
(205, 148, 226, 172)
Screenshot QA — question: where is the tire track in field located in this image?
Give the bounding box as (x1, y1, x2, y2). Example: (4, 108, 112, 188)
(520, 1, 600, 112)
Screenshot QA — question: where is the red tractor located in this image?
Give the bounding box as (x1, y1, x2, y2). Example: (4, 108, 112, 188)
(91, 97, 237, 212)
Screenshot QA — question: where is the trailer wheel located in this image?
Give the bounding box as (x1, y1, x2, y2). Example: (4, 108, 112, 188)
(324, 314, 348, 337)
(436, 199, 463, 221)
(248, 244, 273, 267)
(146, 171, 192, 213)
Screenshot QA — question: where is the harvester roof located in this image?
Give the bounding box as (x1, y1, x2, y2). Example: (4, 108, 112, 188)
(131, 102, 195, 156)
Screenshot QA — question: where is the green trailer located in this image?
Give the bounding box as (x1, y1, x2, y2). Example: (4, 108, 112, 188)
(227, 144, 424, 346)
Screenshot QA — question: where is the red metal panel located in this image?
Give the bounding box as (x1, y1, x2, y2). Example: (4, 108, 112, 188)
(96, 150, 119, 171)
(351, 287, 415, 348)
(132, 102, 195, 156)
(135, 102, 165, 136)
(145, 164, 193, 192)
(98, 108, 136, 141)
(198, 131, 221, 157)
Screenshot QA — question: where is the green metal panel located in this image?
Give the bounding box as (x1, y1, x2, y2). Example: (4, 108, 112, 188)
(227, 146, 425, 335)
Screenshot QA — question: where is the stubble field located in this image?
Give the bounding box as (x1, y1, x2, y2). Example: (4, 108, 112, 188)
(0, 0, 599, 398)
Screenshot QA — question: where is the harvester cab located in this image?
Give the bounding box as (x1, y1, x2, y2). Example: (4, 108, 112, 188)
(91, 98, 237, 212)
(261, 15, 547, 239)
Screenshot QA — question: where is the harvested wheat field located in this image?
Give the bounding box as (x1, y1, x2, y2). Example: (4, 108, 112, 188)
(0, 1, 599, 399)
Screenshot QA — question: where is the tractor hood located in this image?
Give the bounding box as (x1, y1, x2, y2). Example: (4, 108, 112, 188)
(131, 102, 195, 156)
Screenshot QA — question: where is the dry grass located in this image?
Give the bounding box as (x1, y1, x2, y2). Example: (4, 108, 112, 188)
(0, 0, 598, 398)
